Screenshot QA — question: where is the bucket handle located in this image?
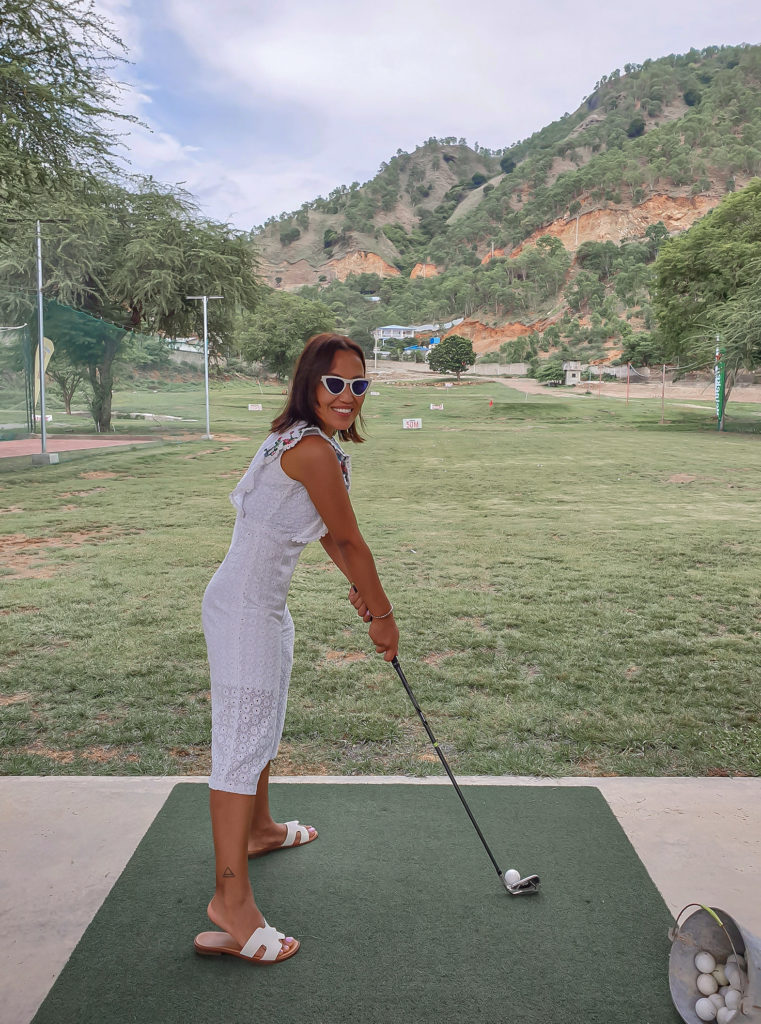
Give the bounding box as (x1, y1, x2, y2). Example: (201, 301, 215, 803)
(669, 903, 743, 968)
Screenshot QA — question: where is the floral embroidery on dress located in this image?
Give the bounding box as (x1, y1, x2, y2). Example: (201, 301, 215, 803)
(263, 424, 350, 490)
(262, 429, 302, 460)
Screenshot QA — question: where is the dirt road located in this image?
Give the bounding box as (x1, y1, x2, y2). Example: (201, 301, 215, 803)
(370, 361, 761, 404)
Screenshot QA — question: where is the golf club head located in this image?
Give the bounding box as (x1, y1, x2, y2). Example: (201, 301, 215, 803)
(503, 873, 541, 895)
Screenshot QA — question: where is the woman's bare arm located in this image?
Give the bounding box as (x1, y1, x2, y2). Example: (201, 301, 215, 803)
(282, 436, 398, 658)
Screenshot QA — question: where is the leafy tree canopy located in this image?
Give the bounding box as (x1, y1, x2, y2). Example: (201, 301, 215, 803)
(653, 178, 761, 361)
(428, 334, 476, 379)
(0, 173, 261, 429)
(0, 0, 132, 209)
(536, 357, 564, 384)
(238, 290, 336, 378)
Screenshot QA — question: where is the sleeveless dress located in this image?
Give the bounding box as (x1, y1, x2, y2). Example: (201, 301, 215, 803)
(202, 421, 351, 794)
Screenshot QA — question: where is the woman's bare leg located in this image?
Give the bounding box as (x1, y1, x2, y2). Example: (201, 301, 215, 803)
(207, 788, 295, 954)
(247, 760, 317, 856)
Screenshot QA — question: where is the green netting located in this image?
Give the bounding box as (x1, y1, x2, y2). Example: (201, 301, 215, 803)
(1, 289, 138, 432)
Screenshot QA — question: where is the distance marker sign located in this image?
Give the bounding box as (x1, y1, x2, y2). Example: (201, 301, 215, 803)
(402, 418, 423, 429)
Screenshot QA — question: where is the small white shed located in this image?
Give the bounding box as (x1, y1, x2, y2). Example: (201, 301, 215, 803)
(563, 360, 581, 386)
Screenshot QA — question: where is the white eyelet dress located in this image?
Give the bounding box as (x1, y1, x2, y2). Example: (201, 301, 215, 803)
(202, 421, 350, 795)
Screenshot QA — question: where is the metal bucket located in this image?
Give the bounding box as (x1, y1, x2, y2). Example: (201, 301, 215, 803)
(669, 904, 761, 1023)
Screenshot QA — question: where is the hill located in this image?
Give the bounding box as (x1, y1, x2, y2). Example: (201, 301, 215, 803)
(253, 43, 761, 364)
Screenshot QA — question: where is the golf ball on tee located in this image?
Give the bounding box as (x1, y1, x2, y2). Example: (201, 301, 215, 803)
(503, 869, 521, 885)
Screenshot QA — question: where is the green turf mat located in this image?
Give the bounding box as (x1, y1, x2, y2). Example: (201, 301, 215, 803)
(33, 783, 681, 1024)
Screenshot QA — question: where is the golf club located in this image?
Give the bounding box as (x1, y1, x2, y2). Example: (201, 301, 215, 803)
(390, 655, 540, 896)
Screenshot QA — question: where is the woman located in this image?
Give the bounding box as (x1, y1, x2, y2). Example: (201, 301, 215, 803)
(194, 333, 399, 965)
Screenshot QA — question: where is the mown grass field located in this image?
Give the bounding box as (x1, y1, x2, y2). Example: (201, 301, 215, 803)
(1, 378, 760, 778)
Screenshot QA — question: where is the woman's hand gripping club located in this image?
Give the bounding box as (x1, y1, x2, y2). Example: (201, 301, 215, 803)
(349, 585, 399, 662)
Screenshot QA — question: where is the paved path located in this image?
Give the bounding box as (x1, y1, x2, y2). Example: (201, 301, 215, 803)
(0, 436, 160, 459)
(2, 774, 760, 1024)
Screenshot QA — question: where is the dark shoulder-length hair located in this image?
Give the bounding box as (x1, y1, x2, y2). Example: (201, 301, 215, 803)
(270, 332, 367, 443)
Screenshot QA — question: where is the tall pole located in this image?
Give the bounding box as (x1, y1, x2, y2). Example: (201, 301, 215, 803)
(36, 220, 48, 453)
(715, 336, 726, 432)
(661, 363, 666, 424)
(202, 297, 210, 437)
(186, 295, 222, 440)
(626, 362, 630, 406)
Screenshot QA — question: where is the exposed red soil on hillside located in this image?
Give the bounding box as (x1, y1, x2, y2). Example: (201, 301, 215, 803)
(482, 194, 719, 264)
(264, 250, 400, 289)
(410, 262, 442, 279)
(438, 318, 554, 355)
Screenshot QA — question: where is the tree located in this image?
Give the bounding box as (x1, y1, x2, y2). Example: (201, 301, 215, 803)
(428, 335, 475, 379)
(0, 174, 262, 430)
(627, 115, 646, 138)
(0, 0, 132, 212)
(279, 226, 301, 246)
(653, 182, 761, 423)
(535, 358, 564, 384)
(653, 180, 761, 361)
(711, 271, 761, 409)
(46, 348, 89, 414)
(238, 291, 336, 378)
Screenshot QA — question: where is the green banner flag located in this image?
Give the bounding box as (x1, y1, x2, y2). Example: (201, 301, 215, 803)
(715, 344, 726, 430)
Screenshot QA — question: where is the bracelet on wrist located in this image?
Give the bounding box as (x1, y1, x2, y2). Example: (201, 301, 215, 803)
(372, 604, 394, 620)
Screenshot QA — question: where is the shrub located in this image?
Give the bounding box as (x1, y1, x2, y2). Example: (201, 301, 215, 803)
(279, 226, 301, 246)
(627, 115, 646, 138)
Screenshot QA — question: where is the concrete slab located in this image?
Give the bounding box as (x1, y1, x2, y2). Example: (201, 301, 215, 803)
(2, 775, 760, 1024)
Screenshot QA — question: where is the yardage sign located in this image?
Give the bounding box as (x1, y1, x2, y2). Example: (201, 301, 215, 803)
(248, 403, 263, 411)
(402, 418, 423, 429)
(430, 403, 444, 410)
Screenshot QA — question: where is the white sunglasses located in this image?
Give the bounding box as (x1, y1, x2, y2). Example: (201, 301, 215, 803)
(320, 374, 370, 397)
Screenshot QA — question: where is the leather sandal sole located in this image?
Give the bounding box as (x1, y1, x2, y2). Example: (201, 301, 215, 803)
(247, 829, 318, 859)
(194, 931, 300, 964)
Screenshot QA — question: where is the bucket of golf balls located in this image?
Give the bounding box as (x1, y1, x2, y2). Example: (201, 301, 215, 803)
(668, 904, 759, 1024)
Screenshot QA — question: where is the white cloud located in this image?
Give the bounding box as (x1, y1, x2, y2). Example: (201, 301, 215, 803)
(90, 0, 761, 227)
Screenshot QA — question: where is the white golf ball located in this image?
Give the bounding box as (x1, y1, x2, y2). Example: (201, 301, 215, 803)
(717, 1008, 737, 1024)
(719, 987, 730, 997)
(697, 974, 719, 996)
(725, 989, 741, 1010)
(696, 951, 717, 973)
(696, 997, 718, 1021)
(726, 954, 745, 969)
(708, 993, 725, 1009)
(503, 869, 521, 885)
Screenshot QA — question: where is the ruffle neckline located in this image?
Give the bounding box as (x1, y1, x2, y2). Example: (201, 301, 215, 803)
(230, 421, 350, 517)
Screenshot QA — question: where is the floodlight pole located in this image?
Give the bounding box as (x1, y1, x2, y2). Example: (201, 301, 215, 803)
(186, 295, 223, 439)
(36, 221, 48, 452)
(30, 221, 59, 465)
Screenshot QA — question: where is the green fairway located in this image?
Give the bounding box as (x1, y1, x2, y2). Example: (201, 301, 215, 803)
(1, 379, 760, 777)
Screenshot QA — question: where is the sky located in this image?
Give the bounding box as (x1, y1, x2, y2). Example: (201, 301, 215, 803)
(95, 0, 761, 232)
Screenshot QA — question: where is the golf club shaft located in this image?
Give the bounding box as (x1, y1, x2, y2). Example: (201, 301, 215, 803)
(391, 656, 502, 877)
